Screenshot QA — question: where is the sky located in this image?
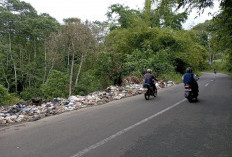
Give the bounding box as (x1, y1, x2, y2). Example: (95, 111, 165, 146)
(22, 0, 220, 30)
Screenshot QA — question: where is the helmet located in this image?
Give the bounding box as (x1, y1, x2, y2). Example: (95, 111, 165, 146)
(186, 67, 192, 73)
(147, 69, 152, 73)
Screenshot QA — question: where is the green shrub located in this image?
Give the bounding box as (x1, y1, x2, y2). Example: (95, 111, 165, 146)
(0, 85, 20, 106)
(20, 87, 43, 101)
(160, 72, 182, 83)
(95, 51, 125, 86)
(74, 70, 102, 96)
(40, 70, 69, 99)
(0, 84, 8, 106)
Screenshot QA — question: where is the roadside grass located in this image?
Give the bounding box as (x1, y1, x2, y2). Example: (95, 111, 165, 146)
(202, 59, 232, 77)
(160, 72, 183, 84)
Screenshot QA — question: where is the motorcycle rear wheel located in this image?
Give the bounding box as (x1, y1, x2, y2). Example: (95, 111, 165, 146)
(187, 97, 193, 102)
(144, 89, 150, 100)
(153, 88, 157, 97)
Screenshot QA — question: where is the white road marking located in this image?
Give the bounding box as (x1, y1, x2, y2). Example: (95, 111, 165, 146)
(205, 83, 209, 87)
(70, 98, 187, 157)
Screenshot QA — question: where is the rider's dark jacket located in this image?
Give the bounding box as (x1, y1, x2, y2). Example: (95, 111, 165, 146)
(144, 73, 155, 85)
(144, 73, 156, 90)
(183, 73, 195, 85)
(183, 72, 199, 94)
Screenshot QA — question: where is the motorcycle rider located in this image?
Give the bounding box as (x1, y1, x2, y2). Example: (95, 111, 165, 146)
(144, 69, 158, 92)
(182, 67, 199, 96)
(214, 68, 216, 74)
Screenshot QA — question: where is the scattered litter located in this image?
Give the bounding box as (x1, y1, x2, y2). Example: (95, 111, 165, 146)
(0, 81, 175, 126)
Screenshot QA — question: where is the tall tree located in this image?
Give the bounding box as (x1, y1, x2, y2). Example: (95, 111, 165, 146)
(174, 0, 232, 70)
(0, 0, 59, 95)
(107, 4, 144, 30)
(143, 0, 188, 29)
(106, 1, 187, 30)
(46, 18, 97, 96)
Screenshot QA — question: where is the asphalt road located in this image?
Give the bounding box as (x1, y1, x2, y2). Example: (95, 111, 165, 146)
(0, 72, 232, 157)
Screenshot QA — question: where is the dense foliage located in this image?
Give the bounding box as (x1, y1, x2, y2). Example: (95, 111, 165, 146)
(0, 0, 230, 105)
(0, 84, 20, 106)
(175, 0, 232, 71)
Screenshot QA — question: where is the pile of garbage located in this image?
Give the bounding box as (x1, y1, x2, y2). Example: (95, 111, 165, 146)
(0, 81, 175, 126)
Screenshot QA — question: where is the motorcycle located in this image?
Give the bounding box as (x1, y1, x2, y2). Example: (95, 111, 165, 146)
(214, 69, 216, 74)
(143, 83, 157, 100)
(184, 75, 199, 102)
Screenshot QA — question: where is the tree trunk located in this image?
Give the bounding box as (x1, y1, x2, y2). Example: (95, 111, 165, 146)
(43, 47, 47, 83)
(8, 33, 11, 66)
(11, 54, 17, 93)
(9, 33, 18, 92)
(1, 61, 10, 91)
(75, 51, 85, 86)
(28, 53, 31, 87)
(47, 62, 54, 80)
(34, 37, 37, 59)
(69, 42, 75, 96)
(68, 45, 70, 66)
(67, 45, 71, 73)
(20, 46, 22, 67)
(28, 72, 31, 87)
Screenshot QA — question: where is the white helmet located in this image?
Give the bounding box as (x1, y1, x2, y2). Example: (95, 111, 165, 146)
(147, 69, 152, 73)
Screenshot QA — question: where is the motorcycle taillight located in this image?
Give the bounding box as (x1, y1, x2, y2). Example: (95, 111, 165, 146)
(185, 85, 190, 89)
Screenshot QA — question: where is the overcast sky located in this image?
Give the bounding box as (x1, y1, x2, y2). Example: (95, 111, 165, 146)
(22, 0, 220, 30)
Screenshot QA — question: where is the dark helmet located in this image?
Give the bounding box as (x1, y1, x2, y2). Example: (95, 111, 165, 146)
(186, 67, 192, 73)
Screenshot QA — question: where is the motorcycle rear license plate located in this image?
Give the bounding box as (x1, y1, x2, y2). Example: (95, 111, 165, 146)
(185, 89, 192, 91)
